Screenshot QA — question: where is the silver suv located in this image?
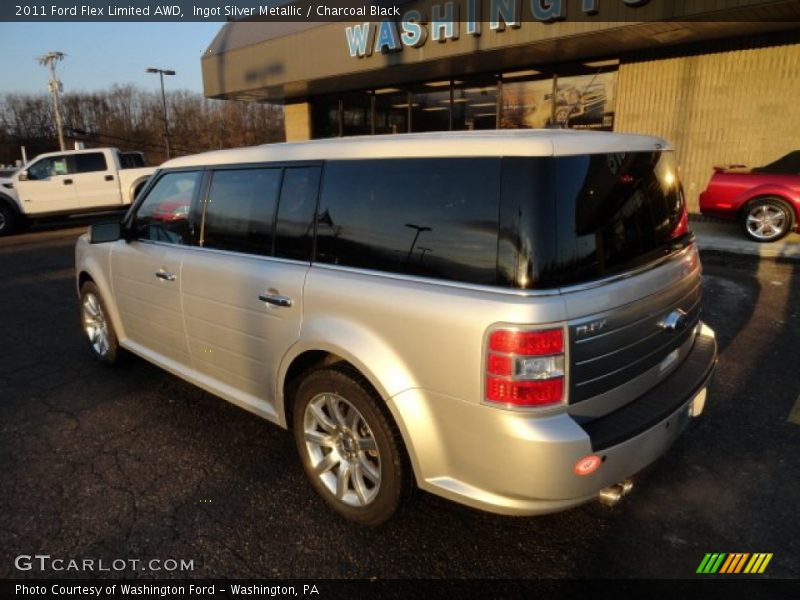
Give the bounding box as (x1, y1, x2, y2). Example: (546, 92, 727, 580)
(75, 131, 717, 525)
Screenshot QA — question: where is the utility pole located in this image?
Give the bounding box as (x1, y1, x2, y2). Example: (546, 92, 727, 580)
(37, 52, 66, 151)
(146, 67, 176, 159)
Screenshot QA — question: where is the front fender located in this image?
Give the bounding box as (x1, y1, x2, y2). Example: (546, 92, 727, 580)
(75, 236, 126, 342)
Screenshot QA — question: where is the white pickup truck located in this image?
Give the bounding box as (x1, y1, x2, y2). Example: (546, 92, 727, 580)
(0, 147, 156, 235)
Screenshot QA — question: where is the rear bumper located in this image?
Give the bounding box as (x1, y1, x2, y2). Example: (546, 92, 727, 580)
(394, 322, 717, 516)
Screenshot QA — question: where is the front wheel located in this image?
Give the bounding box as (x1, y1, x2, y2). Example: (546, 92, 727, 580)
(292, 368, 409, 526)
(80, 281, 121, 365)
(741, 197, 794, 242)
(0, 203, 17, 236)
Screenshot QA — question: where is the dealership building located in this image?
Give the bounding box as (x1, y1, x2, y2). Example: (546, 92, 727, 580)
(202, 0, 800, 211)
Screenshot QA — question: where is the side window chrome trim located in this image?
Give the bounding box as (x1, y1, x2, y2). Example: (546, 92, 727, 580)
(310, 263, 560, 297)
(310, 243, 694, 298)
(172, 240, 312, 266)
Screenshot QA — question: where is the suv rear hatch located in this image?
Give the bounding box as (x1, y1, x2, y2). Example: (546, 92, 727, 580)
(499, 150, 710, 439)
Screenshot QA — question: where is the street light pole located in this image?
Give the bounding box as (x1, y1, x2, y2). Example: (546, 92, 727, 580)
(37, 52, 67, 151)
(146, 67, 176, 159)
(404, 223, 432, 264)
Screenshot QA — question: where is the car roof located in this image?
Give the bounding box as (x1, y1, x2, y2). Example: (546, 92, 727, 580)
(161, 130, 671, 169)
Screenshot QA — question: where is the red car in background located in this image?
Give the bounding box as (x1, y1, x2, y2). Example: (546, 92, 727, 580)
(699, 151, 800, 242)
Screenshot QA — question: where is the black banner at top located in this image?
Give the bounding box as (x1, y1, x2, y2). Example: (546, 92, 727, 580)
(2, 0, 799, 22)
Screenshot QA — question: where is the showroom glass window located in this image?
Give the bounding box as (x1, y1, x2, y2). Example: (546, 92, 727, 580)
(341, 91, 373, 136)
(374, 88, 410, 134)
(411, 81, 451, 132)
(500, 71, 556, 129)
(452, 76, 498, 130)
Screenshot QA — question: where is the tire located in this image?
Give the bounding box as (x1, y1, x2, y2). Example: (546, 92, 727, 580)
(0, 202, 17, 236)
(741, 197, 795, 243)
(292, 367, 409, 526)
(79, 281, 121, 365)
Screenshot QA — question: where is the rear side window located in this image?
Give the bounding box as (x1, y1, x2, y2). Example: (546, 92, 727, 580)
(202, 168, 281, 256)
(274, 167, 321, 260)
(119, 152, 146, 169)
(316, 158, 500, 286)
(133, 171, 202, 245)
(74, 153, 108, 173)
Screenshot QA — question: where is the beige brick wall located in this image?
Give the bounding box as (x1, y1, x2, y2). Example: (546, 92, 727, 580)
(615, 43, 800, 213)
(284, 102, 311, 141)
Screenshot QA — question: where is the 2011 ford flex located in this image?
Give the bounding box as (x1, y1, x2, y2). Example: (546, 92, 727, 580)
(75, 130, 717, 525)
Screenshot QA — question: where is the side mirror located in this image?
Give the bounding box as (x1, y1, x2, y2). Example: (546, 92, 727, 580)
(18, 170, 28, 181)
(89, 220, 123, 244)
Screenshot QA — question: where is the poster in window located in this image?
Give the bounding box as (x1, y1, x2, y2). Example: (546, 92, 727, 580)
(553, 71, 616, 131)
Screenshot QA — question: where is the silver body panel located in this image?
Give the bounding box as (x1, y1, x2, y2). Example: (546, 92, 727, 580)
(75, 131, 716, 516)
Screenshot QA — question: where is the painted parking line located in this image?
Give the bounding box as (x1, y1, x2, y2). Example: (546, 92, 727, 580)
(788, 394, 800, 425)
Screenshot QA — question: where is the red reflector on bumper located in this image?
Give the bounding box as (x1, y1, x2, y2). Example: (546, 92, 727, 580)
(486, 377, 563, 406)
(574, 455, 602, 476)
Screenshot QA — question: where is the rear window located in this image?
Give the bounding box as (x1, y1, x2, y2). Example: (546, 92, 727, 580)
(120, 152, 146, 169)
(500, 151, 687, 289)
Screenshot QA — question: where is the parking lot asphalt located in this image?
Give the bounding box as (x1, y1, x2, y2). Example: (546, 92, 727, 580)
(1, 224, 799, 580)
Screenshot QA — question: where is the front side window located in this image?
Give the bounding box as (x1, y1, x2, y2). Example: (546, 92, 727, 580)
(132, 171, 201, 245)
(27, 156, 70, 180)
(316, 158, 500, 286)
(201, 168, 281, 256)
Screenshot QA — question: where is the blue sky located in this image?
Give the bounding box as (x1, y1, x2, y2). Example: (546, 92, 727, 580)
(1, 23, 223, 95)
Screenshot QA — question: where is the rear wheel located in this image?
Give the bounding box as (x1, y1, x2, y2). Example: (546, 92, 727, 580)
(741, 197, 794, 242)
(292, 368, 409, 526)
(80, 281, 121, 365)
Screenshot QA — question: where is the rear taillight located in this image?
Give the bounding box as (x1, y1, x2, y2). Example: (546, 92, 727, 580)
(671, 184, 689, 239)
(671, 206, 689, 239)
(485, 327, 566, 408)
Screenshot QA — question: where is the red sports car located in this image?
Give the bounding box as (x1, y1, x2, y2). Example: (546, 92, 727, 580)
(699, 151, 800, 242)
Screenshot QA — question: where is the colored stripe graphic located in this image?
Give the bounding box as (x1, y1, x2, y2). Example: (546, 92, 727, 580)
(697, 553, 773, 574)
(744, 553, 773, 574)
(720, 553, 749, 573)
(697, 553, 726, 574)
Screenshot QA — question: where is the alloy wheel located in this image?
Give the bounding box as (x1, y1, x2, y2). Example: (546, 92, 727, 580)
(302, 392, 381, 507)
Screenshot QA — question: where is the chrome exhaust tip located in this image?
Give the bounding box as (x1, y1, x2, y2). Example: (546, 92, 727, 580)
(598, 479, 634, 507)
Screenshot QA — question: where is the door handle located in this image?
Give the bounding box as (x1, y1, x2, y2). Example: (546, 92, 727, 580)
(155, 271, 177, 282)
(258, 293, 293, 308)
(105, 175, 114, 181)
(63, 179, 73, 185)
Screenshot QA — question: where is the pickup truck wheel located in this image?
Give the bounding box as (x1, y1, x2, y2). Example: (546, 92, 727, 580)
(742, 197, 794, 242)
(0, 203, 17, 236)
(293, 368, 409, 526)
(80, 282, 121, 365)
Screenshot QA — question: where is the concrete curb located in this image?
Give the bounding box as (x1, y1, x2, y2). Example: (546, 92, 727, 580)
(691, 219, 800, 261)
